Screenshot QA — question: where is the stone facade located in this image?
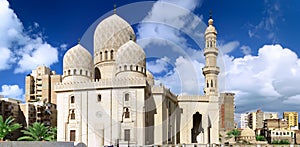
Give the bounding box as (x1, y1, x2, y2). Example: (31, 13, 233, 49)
(55, 13, 225, 146)
(219, 93, 235, 131)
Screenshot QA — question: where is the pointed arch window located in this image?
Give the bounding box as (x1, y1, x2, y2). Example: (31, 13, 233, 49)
(95, 67, 101, 80)
(124, 108, 130, 118)
(70, 110, 75, 120)
(100, 52, 103, 61)
(110, 50, 114, 60)
(105, 51, 108, 60)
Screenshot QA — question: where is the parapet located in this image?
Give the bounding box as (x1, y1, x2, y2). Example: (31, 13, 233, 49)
(54, 77, 147, 92)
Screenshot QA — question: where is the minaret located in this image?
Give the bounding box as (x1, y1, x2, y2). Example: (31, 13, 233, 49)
(203, 13, 220, 96)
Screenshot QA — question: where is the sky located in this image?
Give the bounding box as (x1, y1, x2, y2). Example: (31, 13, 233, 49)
(1, 0, 300, 121)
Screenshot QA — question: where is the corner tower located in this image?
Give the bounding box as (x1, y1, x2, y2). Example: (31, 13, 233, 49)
(203, 14, 220, 96)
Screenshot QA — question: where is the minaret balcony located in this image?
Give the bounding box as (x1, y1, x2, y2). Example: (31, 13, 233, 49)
(202, 66, 220, 75)
(204, 48, 218, 56)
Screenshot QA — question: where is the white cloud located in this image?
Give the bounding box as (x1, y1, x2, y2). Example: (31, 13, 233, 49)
(240, 45, 251, 55)
(0, 85, 23, 100)
(137, 0, 206, 56)
(154, 56, 205, 95)
(218, 41, 240, 54)
(0, 0, 59, 73)
(0, 47, 13, 70)
(222, 44, 300, 113)
(248, 0, 281, 41)
(147, 56, 170, 74)
(60, 44, 68, 51)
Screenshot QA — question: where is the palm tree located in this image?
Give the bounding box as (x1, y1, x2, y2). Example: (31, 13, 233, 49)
(17, 122, 54, 141)
(226, 129, 241, 141)
(0, 115, 21, 141)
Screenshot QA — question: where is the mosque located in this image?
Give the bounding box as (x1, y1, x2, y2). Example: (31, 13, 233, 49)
(54, 11, 222, 146)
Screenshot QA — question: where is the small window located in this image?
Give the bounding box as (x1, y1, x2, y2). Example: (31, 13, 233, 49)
(125, 93, 129, 101)
(207, 82, 209, 88)
(68, 70, 71, 75)
(125, 108, 130, 118)
(100, 52, 103, 61)
(211, 80, 213, 87)
(124, 129, 130, 141)
(136, 66, 138, 71)
(105, 51, 108, 60)
(124, 65, 127, 71)
(71, 110, 75, 120)
(70, 130, 76, 141)
(130, 65, 133, 71)
(74, 69, 76, 75)
(110, 50, 114, 60)
(80, 69, 82, 75)
(97, 94, 101, 102)
(70, 96, 75, 103)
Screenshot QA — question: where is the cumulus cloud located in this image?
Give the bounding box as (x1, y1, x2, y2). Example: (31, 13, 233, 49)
(0, 85, 23, 100)
(154, 56, 205, 95)
(137, 0, 206, 60)
(147, 56, 170, 74)
(0, 0, 59, 73)
(222, 44, 300, 113)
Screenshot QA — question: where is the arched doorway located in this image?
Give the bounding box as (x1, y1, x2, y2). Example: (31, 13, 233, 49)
(191, 112, 204, 143)
(95, 67, 101, 80)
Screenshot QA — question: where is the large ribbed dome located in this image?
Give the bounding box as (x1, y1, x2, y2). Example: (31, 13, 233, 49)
(115, 40, 146, 77)
(94, 14, 135, 53)
(63, 44, 93, 82)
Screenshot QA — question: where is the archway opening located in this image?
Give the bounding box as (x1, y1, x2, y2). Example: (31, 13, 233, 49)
(95, 67, 101, 80)
(191, 112, 204, 143)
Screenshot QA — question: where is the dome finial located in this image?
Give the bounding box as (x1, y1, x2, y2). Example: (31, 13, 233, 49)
(114, 4, 117, 14)
(208, 10, 213, 25)
(78, 38, 81, 44)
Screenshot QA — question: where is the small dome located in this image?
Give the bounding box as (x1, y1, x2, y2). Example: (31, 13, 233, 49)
(63, 44, 93, 82)
(205, 18, 217, 35)
(240, 127, 255, 137)
(94, 14, 135, 53)
(115, 40, 146, 77)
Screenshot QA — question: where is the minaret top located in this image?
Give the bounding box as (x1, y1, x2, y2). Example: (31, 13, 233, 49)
(205, 11, 217, 35)
(208, 10, 214, 26)
(114, 4, 117, 14)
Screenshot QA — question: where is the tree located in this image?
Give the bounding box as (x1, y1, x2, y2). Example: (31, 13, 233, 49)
(226, 129, 241, 141)
(17, 122, 54, 141)
(0, 115, 21, 141)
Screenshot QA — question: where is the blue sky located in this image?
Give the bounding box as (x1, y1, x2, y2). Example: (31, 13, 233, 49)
(1, 0, 300, 119)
